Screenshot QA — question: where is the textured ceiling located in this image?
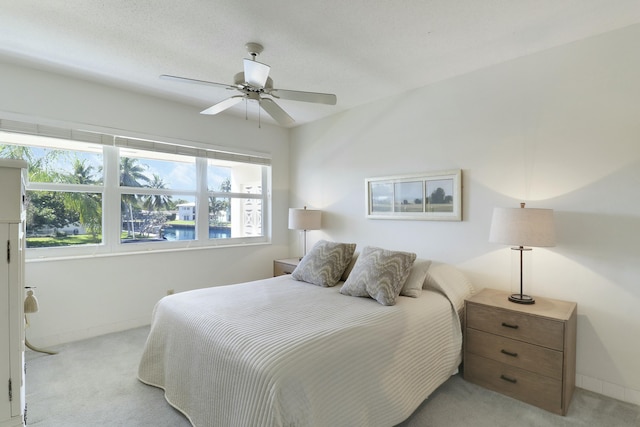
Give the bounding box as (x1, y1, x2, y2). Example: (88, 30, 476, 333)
(1, 1, 640, 127)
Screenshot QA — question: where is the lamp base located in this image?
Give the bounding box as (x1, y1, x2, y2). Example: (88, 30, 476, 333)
(508, 293, 535, 304)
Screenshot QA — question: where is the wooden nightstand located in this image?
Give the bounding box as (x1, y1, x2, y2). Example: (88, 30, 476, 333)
(464, 288, 577, 415)
(273, 258, 300, 276)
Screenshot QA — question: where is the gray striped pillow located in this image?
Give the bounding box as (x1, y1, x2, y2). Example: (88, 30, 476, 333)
(292, 240, 356, 287)
(340, 246, 416, 305)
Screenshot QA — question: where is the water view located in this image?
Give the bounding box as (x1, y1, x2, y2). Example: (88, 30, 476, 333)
(162, 225, 231, 240)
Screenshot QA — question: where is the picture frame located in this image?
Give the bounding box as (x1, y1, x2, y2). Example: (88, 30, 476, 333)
(365, 169, 462, 221)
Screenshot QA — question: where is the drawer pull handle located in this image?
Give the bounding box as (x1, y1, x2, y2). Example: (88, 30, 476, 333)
(501, 322, 519, 329)
(500, 374, 517, 384)
(501, 349, 518, 357)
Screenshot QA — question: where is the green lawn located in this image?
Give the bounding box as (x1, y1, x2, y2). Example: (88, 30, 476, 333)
(27, 221, 231, 247)
(27, 234, 101, 248)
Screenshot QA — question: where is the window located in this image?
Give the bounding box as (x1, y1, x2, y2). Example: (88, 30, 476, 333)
(118, 149, 197, 244)
(0, 132, 104, 248)
(207, 159, 265, 239)
(120, 194, 197, 243)
(0, 122, 271, 257)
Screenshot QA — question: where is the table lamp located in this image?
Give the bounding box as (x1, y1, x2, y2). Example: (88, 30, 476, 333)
(288, 206, 321, 259)
(489, 203, 556, 304)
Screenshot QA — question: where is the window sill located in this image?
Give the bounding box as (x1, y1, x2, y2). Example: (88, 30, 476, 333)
(25, 239, 271, 263)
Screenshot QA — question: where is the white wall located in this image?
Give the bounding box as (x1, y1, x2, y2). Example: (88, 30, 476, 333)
(2, 23, 639, 406)
(0, 60, 291, 345)
(289, 24, 640, 405)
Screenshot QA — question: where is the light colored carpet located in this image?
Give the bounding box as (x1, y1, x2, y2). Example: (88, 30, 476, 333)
(25, 326, 640, 426)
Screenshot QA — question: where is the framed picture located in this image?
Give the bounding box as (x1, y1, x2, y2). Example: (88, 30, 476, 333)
(365, 169, 462, 221)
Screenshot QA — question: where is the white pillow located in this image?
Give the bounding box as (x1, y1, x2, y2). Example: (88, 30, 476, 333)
(400, 259, 432, 298)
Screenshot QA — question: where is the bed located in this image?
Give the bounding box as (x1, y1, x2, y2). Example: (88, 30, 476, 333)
(138, 242, 474, 427)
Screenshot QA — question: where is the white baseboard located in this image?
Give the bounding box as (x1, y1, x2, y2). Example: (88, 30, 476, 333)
(576, 373, 640, 406)
(26, 317, 151, 348)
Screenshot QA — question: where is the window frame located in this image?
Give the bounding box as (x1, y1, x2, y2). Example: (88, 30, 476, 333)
(0, 122, 272, 259)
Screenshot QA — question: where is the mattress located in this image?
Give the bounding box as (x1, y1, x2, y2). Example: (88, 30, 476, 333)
(138, 274, 467, 427)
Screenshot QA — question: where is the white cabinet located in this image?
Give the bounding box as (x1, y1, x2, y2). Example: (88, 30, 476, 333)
(0, 159, 27, 427)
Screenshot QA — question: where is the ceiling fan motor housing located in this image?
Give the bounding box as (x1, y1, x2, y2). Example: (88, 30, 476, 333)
(245, 42, 264, 58)
(234, 72, 273, 90)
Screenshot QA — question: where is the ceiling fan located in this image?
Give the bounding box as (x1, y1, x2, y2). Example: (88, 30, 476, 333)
(160, 42, 337, 126)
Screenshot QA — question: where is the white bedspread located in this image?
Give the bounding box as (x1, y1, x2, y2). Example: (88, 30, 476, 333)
(138, 275, 465, 427)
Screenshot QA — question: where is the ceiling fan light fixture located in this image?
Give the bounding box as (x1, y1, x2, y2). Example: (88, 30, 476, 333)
(243, 59, 270, 89)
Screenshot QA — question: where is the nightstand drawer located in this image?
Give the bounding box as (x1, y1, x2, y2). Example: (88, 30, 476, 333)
(465, 354, 563, 414)
(466, 328, 563, 379)
(464, 289, 576, 415)
(467, 303, 564, 350)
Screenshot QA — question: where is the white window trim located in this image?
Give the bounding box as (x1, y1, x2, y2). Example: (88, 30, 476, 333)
(0, 119, 272, 260)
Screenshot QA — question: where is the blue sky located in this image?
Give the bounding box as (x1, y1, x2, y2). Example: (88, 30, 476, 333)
(5, 143, 232, 191)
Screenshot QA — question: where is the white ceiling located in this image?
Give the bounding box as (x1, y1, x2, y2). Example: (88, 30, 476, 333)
(1, 0, 640, 127)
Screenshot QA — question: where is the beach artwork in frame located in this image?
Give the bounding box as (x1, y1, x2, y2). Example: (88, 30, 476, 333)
(366, 169, 462, 221)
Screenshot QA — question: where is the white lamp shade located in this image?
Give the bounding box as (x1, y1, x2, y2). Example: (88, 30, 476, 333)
(489, 206, 556, 247)
(288, 208, 322, 231)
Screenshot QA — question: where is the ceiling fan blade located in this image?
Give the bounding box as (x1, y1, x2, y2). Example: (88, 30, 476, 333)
(200, 96, 245, 115)
(160, 74, 237, 90)
(268, 88, 337, 105)
(260, 98, 295, 126)
(243, 59, 271, 88)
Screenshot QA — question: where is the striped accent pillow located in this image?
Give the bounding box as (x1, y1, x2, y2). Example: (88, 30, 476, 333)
(340, 246, 416, 305)
(292, 240, 356, 287)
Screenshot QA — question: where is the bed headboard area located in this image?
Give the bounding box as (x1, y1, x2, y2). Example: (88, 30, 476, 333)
(289, 239, 475, 313)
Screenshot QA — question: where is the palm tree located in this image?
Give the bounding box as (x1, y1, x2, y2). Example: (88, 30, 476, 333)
(0, 144, 60, 181)
(142, 174, 172, 212)
(119, 157, 150, 187)
(68, 158, 98, 185)
(1, 145, 84, 237)
(0, 144, 34, 162)
(63, 158, 102, 239)
(209, 177, 231, 224)
(120, 157, 150, 238)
